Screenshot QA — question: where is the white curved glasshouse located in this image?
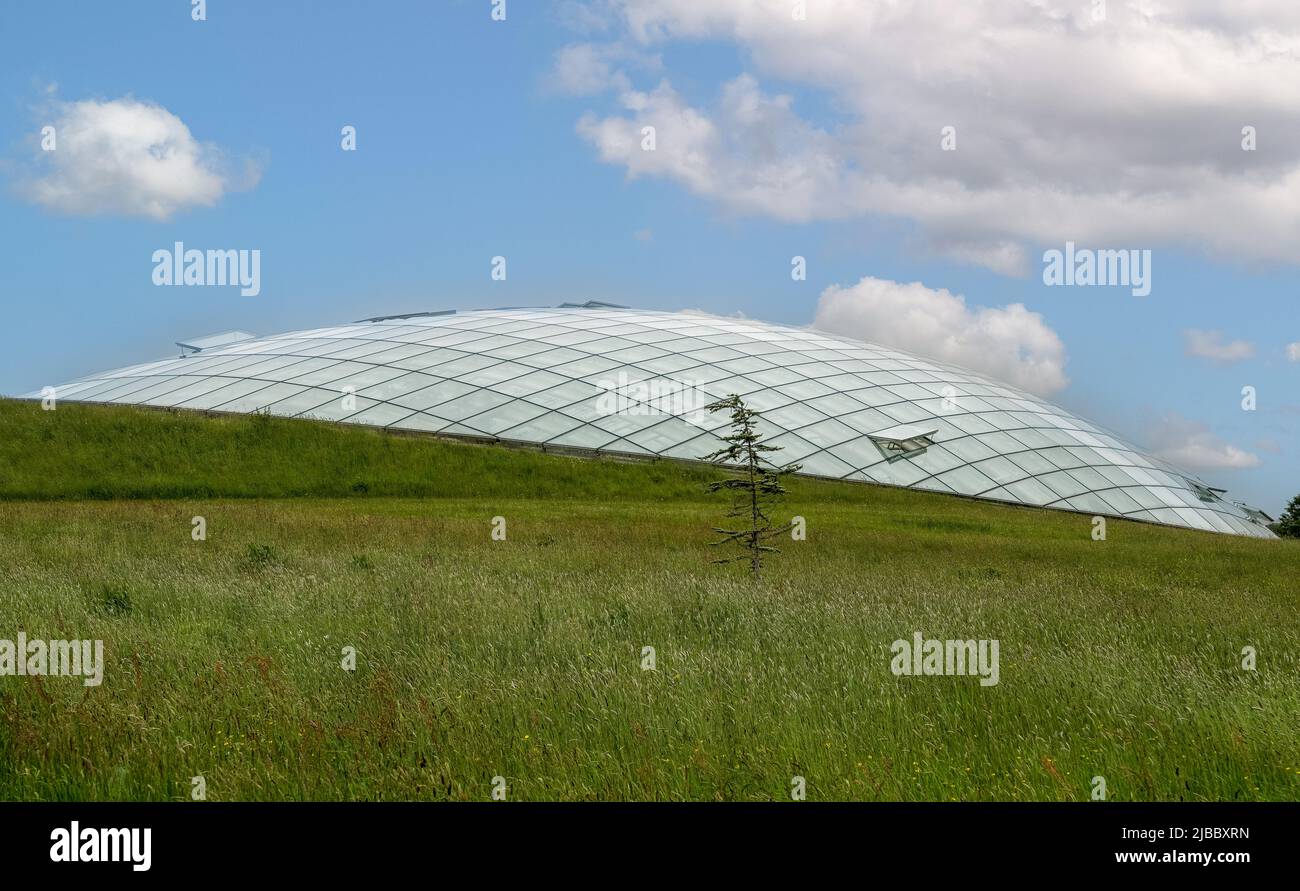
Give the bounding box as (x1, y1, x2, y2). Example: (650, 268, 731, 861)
(30, 303, 1275, 537)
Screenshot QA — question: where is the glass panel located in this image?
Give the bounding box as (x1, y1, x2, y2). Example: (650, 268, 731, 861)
(268, 388, 342, 418)
(428, 354, 502, 378)
(547, 425, 618, 450)
(763, 402, 829, 430)
(866, 459, 929, 487)
(461, 401, 550, 435)
(499, 411, 583, 443)
(176, 378, 278, 411)
(973, 455, 1024, 485)
(552, 355, 623, 378)
(426, 390, 514, 421)
(96, 376, 196, 404)
(530, 380, 605, 410)
(908, 446, 964, 476)
(284, 360, 368, 387)
(391, 380, 475, 411)
(936, 465, 997, 496)
(391, 412, 451, 434)
(796, 418, 859, 448)
(876, 401, 932, 424)
(799, 451, 856, 478)
(356, 372, 442, 402)
(1066, 493, 1112, 515)
(1004, 477, 1058, 505)
(943, 437, 998, 463)
(823, 435, 884, 472)
(1038, 471, 1089, 500)
(758, 432, 819, 462)
(343, 403, 419, 428)
(318, 365, 412, 391)
(627, 419, 699, 453)
(491, 369, 568, 398)
(1098, 488, 1143, 515)
(778, 379, 836, 400)
(946, 413, 997, 435)
(211, 383, 307, 414)
(839, 408, 893, 435)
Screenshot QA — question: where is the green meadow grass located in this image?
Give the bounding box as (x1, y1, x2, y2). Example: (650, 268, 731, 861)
(0, 399, 1297, 801)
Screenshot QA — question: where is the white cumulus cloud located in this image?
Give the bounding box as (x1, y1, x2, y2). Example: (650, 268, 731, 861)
(1149, 413, 1261, 470)
(1287, 341, 1300, 361)
(812, 276, 1069, 396)
(563, 0, 1300, 272)
(1182, 329, 1256, 364)
(21, 96, 258, 220)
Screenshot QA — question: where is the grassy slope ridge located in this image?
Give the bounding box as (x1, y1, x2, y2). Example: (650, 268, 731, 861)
(0, 399, 1297, 801)
(0, 398, 724, 501)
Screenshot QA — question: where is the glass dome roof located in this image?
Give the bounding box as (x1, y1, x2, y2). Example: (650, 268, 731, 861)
(31, 305, 1275, 538)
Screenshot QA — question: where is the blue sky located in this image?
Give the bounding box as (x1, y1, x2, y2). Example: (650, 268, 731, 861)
(1, 0, 1296, 514)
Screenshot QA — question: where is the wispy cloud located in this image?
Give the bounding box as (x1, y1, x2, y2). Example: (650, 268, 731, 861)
(546, 42, 659, 96)
(1183, 329, 1256, 364)
(1149, 413, 1261, 470)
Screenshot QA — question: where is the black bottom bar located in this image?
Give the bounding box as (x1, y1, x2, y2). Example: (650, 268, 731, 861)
(2, 801, 1284, 877)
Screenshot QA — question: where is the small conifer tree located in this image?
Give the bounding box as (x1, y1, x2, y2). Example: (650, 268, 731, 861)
(701, 394, 801, 575)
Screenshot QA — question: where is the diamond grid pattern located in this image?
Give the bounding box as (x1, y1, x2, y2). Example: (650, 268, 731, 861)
(30, 307, 1274, 538)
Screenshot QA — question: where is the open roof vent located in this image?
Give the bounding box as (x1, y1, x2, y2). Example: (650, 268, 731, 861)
(356, 310, 456, 323)
(176, 331, 256, 356)
(1233, 502, 1274, 525)
(869, 423, 938, 459)
(1186, 479, 1228, 503)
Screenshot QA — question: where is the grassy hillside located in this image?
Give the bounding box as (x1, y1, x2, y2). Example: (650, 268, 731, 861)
(0, 399, 1297, 801)
(0, 398, 725, 502)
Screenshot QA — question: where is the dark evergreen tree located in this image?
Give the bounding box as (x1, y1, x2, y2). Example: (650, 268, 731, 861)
(1273, 494, 1300, 539)
(701, 394, 801, 576)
